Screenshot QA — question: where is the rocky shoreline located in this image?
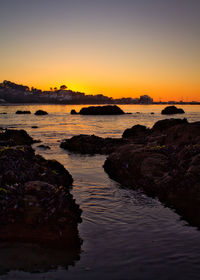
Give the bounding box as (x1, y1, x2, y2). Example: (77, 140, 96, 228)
(61, 118, 200, 228)
(0, 129, 82, 249)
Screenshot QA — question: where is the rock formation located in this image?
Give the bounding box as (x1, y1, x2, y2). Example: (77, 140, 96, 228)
(103, 119, 200, 227)
(35, 110, 48, 115)
(70, 105, 126, 115)
(161, 105, 185, 115)
(16, 110, 31, 114)
(0, 128, 82, 249)
(60, 134, 127, 154)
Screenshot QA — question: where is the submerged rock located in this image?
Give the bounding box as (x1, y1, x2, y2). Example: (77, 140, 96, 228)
(79, 105, 125, 115)
(161, 106, 185, 115)
(35, 110, 48, 115)
(37, 144, 51, 150)
(0, 129, 82, 249)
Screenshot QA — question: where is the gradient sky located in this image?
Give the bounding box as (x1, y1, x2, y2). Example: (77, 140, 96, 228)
(0, 0, 199, 101)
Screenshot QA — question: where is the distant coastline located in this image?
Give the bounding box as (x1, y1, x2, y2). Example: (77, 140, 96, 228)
(0, 80, 199, 105)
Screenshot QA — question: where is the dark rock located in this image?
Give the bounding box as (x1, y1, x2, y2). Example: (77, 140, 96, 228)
(79, 105, 125, 115)
(0, 181, 81, 248)
(104, 145, 171, 195)
(71, 109, 78, 114)
(0, 145, 73, 188)
(152, 118, 188, 132)
(61, 134, 128, 154)
(122, 125, 149, 142)
(16, 110, 31, 114)
(163, 121, 200, 146)
(32, 126, 38, 129)
(37, 144, 50, 150)
(0, 129, 82, 249)
(35, 110, 48, 115)
(161, 106, 185, 115)
(0, 112, 7, 114)
(151, 112, 154, 114)
(104, 120, 200, 228)
(0, 129, 34, 146)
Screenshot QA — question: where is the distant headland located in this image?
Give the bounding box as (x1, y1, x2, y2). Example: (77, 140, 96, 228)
(0, 80, 199, 105)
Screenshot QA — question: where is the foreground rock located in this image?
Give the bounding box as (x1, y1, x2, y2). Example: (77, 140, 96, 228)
(0, 129, 82, 249)
(104, 120, 200, 227)
(35, 110, 48, 115)
(61, 118, 190, 155)
(161, 105, 185, 115)
(122, 125, 149, 143)
(60, 134, 128, 154)
(71, 105, 126, 115)
(0, 129, 35, 146)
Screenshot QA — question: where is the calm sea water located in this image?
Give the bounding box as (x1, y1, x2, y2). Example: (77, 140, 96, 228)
(1, 104, 200, 280)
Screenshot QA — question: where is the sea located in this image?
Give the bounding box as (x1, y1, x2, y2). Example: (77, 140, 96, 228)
(0, 104, 200, 280)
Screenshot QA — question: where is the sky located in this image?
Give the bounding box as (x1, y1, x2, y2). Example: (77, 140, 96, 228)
(0, 0, 199, 101)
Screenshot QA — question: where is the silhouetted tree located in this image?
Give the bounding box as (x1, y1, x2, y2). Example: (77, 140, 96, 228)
(60, 85, 67, 90)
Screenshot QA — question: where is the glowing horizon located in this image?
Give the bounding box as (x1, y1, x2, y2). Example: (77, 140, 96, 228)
(1, 0, 199, 102)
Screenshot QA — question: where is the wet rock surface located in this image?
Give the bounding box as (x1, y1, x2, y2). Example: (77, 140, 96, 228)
(103, 119, 200, 227)
(0, 129, 82, 249)
(60, 134, 128, 154)
(161, 105, 185, 115)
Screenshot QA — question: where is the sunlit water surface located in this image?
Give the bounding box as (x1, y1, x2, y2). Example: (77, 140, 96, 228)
(1, 104, 200, 280)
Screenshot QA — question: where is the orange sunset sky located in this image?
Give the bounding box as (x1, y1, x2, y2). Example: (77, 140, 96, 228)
(0, 0, 199, 102)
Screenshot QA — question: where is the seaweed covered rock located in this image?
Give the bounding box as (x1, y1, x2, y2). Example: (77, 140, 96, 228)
(104, 145, 172, 195)
(0, 129, 82, 249)
(0, 181, 81, 247)
(79, 105, 125, 115)
(161, 106, 185, 115)
(60, 134, 128, 154)
(0, 129, 35, 146)
(104, 120, 200, 227)
(0, 145, 73, 197)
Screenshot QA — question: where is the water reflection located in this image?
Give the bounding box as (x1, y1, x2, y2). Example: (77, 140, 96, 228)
(1, 105, 200, 279)
(0, 242, 81, 275)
